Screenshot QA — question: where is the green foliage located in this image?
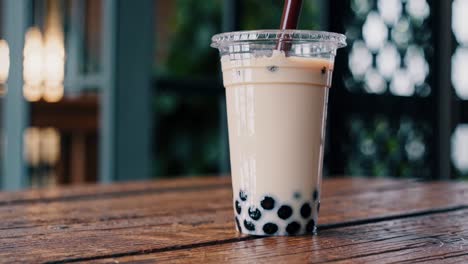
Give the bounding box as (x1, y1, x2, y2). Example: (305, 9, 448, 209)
(345, 115, 432, 178)
(157, 0, 222, 77)
(454, 166, 468, 180)
(153, 93, 221, 177)
(157, 0, 320, 77)
(241, 0, 319, 30)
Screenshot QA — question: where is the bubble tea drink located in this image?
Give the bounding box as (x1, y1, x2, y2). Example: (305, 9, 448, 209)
(211, 30, 346, 235)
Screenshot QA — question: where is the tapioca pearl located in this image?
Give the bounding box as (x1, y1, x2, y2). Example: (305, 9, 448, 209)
(244, 220, 255, 231)
(266, 65, 278, 72)
(239, 190, 247, 201)
(317, 201, 321, 214)
(321, 66, 327, 74)
(277, 205, 293, 220)
(300, 203, 312, 218)
(260, 196, 275, 210)
(306, 219, 316, 233)
(235, 200, 241, 215)
(248, 206, 262, 221)
(293, 192, 301, 200)
(286, 221, 301, 235)
(235, 217, 242, 232)
(262, 223, 278, 235)
(313, 189, 319, 201)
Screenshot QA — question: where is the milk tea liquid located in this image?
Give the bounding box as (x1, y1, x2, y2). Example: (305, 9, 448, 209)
(221, 51, 333, 236)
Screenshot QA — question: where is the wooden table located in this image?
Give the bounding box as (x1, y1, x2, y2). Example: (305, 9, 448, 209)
(1, 177, 468, 263)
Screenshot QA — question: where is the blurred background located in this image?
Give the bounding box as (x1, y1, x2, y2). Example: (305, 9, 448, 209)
(0, 0, 466, 191)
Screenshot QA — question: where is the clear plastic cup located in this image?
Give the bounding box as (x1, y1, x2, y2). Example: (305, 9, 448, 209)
(211, 30, 346, 236)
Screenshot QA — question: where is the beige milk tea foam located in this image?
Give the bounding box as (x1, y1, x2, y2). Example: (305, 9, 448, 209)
(221, 51, 333, 235)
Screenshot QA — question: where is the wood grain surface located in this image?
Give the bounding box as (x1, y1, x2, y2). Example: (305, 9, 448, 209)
(92, 210, 468, 264)
(1, 176, 467, 263)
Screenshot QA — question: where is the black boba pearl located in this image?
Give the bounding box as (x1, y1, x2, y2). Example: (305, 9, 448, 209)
(277, 205, 293, 220)
(317, 201, 321, 214)
(313, 189, 319, 201)
(260, 196, 275, 210)
(248, 207, 262, 221)
(293, 192, 301, 200)
(306, 219, 316, 233)
(239, 190, 247, 201)
(267, 65, 279, 72)
(235, 217, 242, 232)
(286, 221, 301, 235)
(244, 220, 255, 231)
(262, 223, 278, 234)
(321, 66, 327, 74)
(235, 200, 241, 214)
(300, 203, 312, 218)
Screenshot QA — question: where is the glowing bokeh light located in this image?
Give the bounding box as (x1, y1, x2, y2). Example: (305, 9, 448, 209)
(364, 68, 386, 94)
(376, 43, 400, 79)
(406, 0, 430, 21)
(390, 69, 415, 96)
(22, 1, 65, 103)
(362, 12, 388, 52)
(0, 40, 10, 85)
(349, 41, 373, 78)
(452, 0, 468, 45)
(405, 45, 429, 86)
(452, 124, 468, 173)
(452, 47, 468, 99)
(377, 0, 402, 26)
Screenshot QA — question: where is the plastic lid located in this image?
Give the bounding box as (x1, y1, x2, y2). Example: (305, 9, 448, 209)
(211, 30, 347, 49)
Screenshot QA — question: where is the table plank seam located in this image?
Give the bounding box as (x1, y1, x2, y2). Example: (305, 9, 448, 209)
(42, 205, 468, 263)
(0, 177, 421, 206)
(0, 183, 231, 207)
(1, 207, 234, 233)
(42, 236, 259, 264)
(267, 240, 430, 264)
(0, 179, 427, 206)
(0, 224, 43, 231)
(390, 252, 468, 264)
(315, 242, 429, 264)
(319, 205, 468, 230)
(307, 233, 413, 251)
(328, 181, 420, 197)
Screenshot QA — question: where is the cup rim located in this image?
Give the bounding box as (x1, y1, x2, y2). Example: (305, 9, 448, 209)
(211, 29, 347, 49)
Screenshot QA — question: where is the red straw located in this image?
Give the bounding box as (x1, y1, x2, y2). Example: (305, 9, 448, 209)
(277, 0, 303, 51)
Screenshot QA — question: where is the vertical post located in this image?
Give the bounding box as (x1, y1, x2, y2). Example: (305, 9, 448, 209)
(100, 0, 116, 183)
(435, 0, 453, 180)
(2, 0, 30, 190)
(64, 0, 84, 93)
(100, 0, 154, 182)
